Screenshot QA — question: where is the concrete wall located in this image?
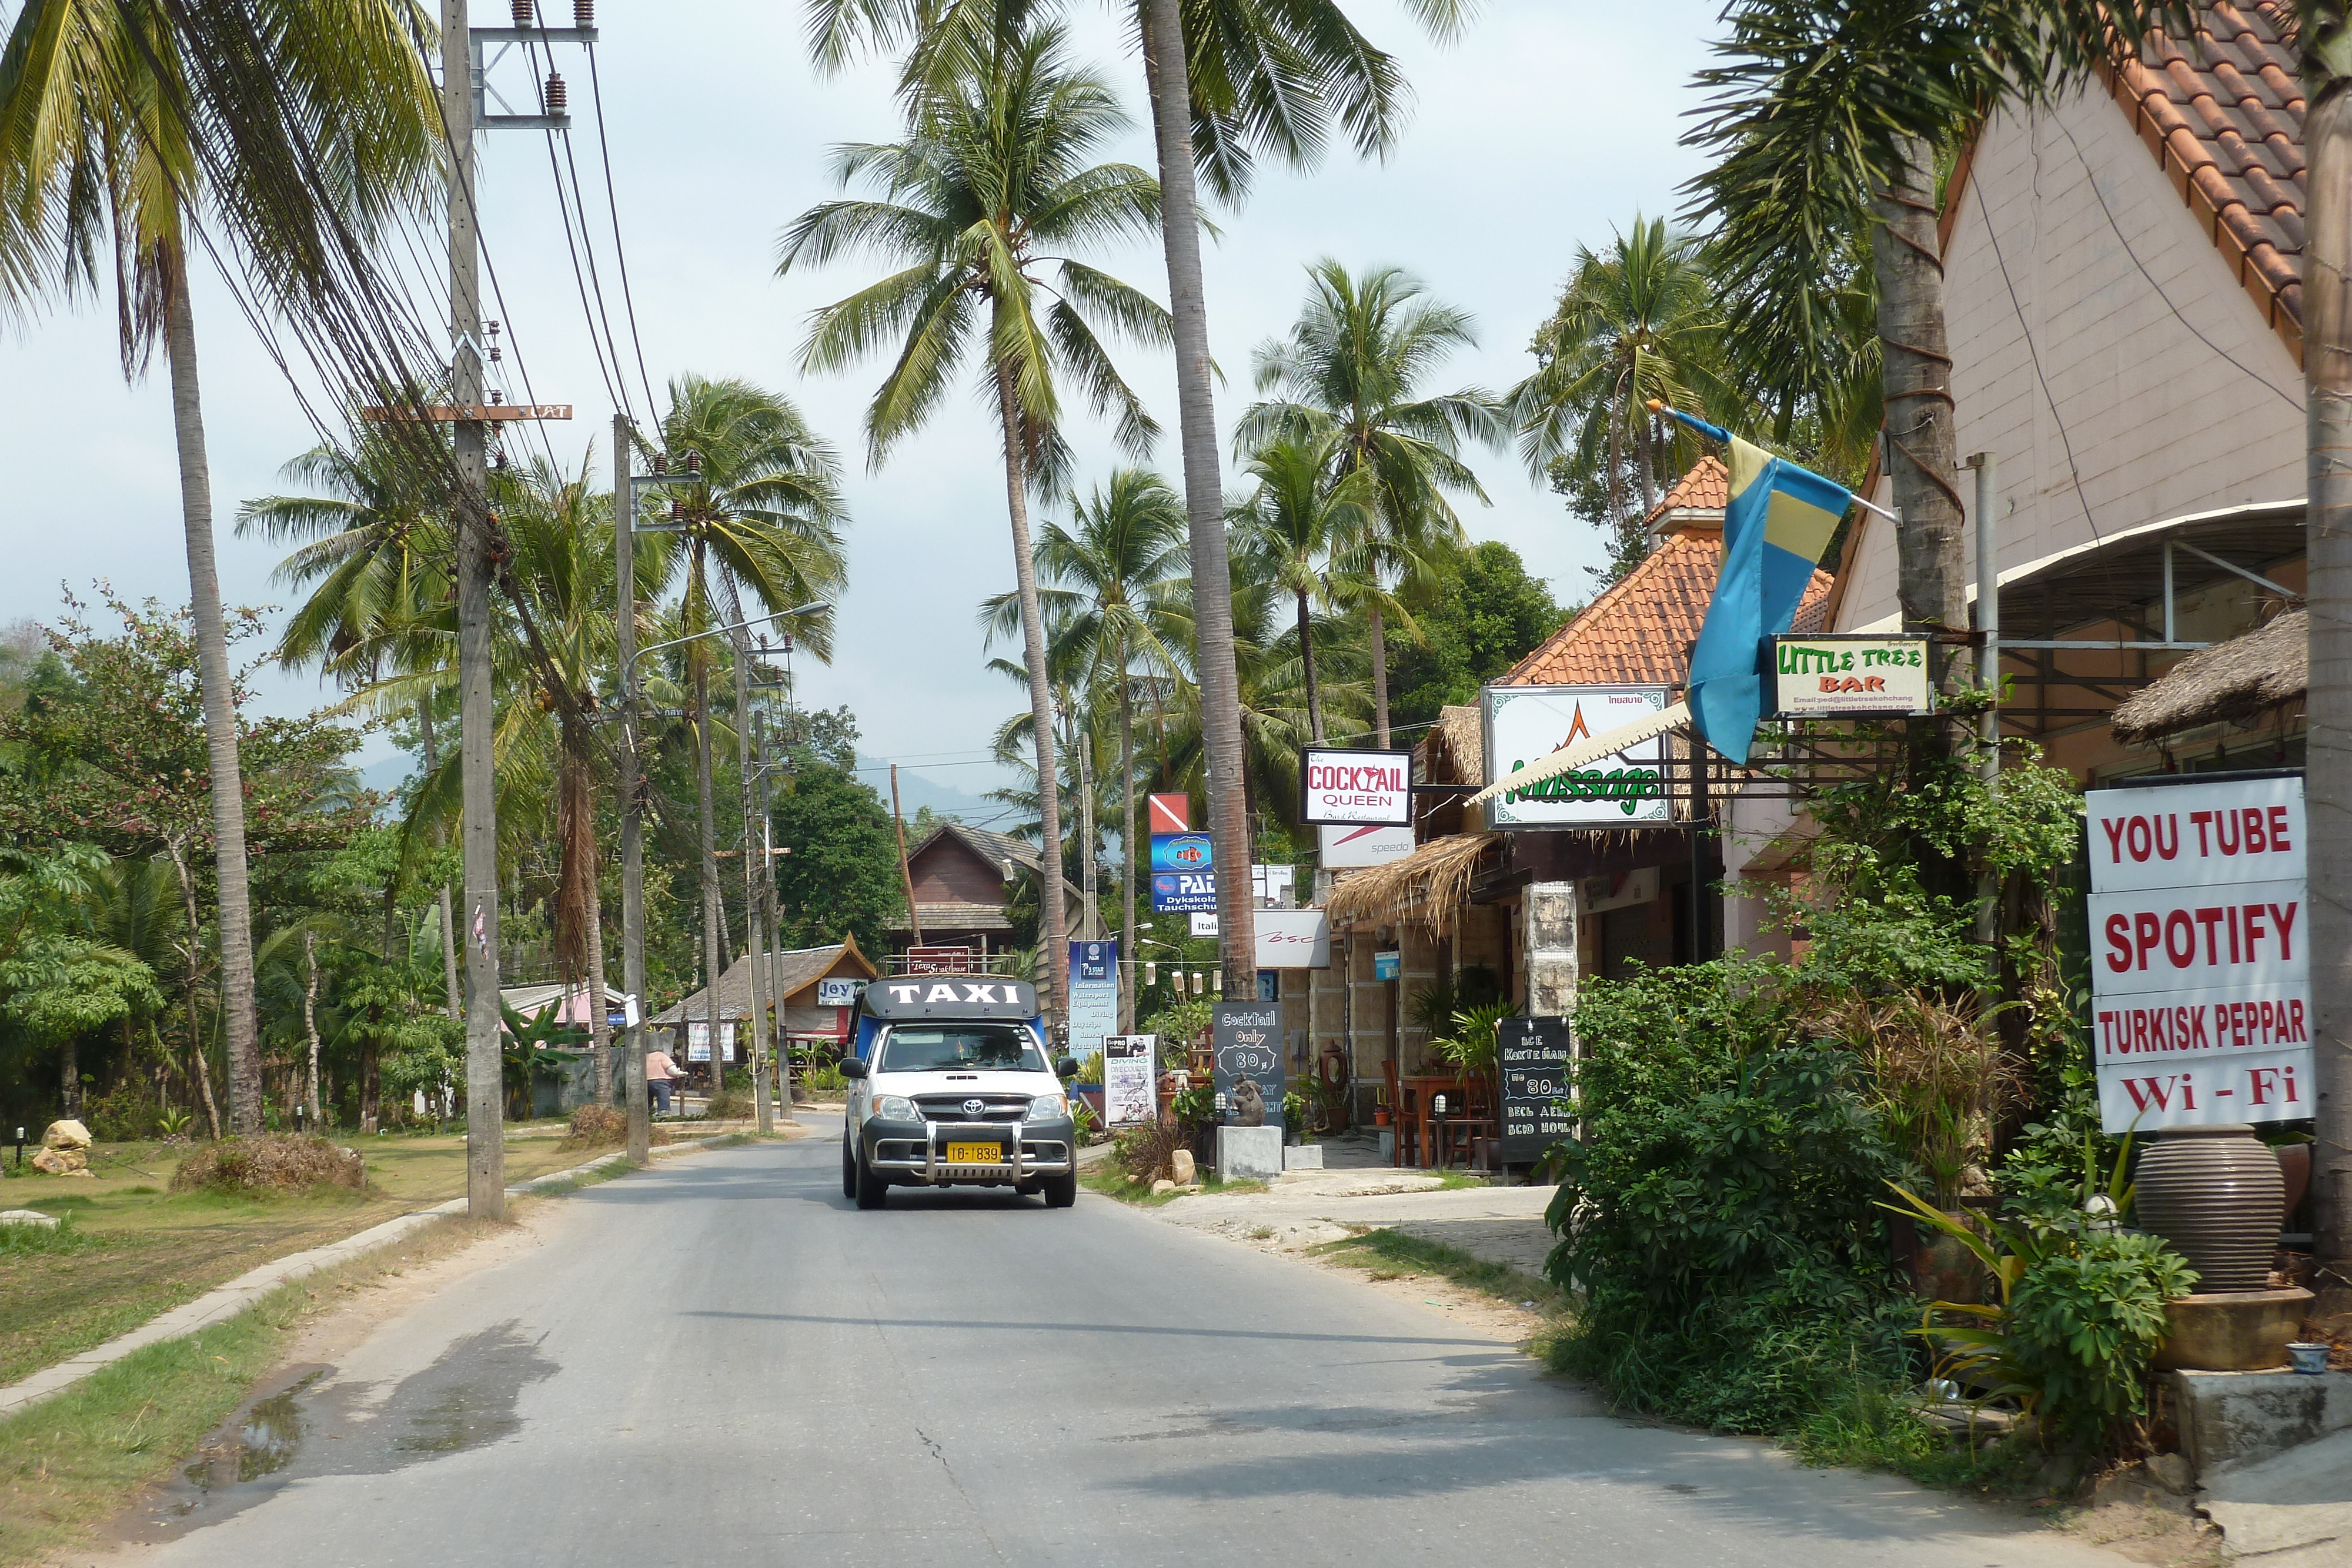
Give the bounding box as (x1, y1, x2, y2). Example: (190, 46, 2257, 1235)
(1836, 85, 2304, 636)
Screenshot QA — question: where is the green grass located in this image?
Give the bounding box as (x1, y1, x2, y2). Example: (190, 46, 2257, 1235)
(0, 1212, 497, 1568)
(1312, 1226, 1566, 1315)
(1788, 1376, 2048, 1495)
(1079, 1167, 1268, 1206)
(0, 1135, 587, 1387)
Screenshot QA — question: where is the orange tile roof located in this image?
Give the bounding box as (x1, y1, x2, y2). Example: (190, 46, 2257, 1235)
(2101, 3, 2306, 362)
(1647, 454, 1728, 520)
(1500, 507, 1833, 689)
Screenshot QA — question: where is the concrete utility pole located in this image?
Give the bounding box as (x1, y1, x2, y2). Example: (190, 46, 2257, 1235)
(444, 0, 505, 1220)
(1967, 452, 2001, 951)
(752, 706, 797, 1119)
(732, 630, 776, 1134)
(617, 417, 650, 1165)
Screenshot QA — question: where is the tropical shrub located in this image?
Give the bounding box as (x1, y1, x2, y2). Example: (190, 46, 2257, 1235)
(169, 1134, 365, 1195)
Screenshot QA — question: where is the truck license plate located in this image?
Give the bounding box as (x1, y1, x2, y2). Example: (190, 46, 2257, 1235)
(946, 1142, 1002, 1164)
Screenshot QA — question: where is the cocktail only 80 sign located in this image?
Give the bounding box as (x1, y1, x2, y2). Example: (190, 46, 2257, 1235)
(2086, 774, 2310, 1132)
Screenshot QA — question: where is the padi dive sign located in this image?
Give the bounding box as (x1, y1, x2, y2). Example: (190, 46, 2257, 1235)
(1480, 685, 1670, 828)
(1150, 831, 1217, 912)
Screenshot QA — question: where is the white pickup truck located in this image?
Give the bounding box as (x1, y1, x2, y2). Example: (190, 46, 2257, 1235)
(839, 977, 1080, 1209)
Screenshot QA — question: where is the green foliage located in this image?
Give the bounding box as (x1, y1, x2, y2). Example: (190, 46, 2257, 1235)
(1140, 997, 1212, 1048)
(1429, 1001, 1513, 1074)
(1388, 542, 1564, 730)
(0, 1213, 97, 1257)
(770, 757, 906, 958)
(1546, 959, 1909, 1431)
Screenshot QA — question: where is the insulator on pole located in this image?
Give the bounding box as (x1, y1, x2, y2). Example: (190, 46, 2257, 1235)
(511, 0, 535, 25)
(544, 72, 567, 116)
(574, 0, 595, 26)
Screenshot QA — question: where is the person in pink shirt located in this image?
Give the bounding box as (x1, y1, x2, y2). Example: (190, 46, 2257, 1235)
(645, 1046, 682, 1114)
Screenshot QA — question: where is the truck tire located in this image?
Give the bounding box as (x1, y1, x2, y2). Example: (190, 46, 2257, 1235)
(854, 1144, 889, 1210)
(1042, 1170, 1077, 1209)
(841, 1136, 856, 1199)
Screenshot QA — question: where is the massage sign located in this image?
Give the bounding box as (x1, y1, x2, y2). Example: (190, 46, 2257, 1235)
(2085, 775, 2310, 1132)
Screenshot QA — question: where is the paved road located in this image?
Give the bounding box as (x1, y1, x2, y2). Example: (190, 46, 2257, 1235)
(118, 1124, 2128, 1568)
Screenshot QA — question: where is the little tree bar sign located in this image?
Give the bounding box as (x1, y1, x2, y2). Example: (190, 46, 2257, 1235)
(2086, 774, 2310, 1131)
(1770, 636, 1929, 716)
(1299, 747, 1414, 825)
(1497, 1016, 1574, 1162)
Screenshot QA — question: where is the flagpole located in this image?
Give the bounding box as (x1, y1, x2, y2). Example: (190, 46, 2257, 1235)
(1644, 399, 1900, 523)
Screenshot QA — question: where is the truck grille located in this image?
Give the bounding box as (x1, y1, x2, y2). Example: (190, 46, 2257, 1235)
(913, 1094, 1032, 1124)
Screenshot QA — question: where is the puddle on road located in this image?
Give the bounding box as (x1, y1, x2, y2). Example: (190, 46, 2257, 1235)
(121, 1322, 558, 1547)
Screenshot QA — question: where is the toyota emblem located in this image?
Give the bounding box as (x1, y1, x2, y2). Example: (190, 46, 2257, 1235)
(963, 1098, 985, 1116)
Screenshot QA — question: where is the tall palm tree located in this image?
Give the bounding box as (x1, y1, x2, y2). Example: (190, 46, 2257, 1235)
(1240, 260, 1501, 745)
(982, 467, 1187, 1027)
(805, 0, 1474, 991)
(1230, 435, 1373, 744)
(0, 0, 440, 1134)
(1506, 219, 1737, 536)
(780, 22, 1166, 1026)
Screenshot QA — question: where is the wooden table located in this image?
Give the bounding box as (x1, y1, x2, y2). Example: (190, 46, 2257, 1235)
(1396, 1074, 1467, 1168)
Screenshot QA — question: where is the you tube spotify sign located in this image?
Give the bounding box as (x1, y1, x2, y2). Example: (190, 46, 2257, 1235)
(2086, 774, 2309, 1132)
(1299, 747, 1414, 826)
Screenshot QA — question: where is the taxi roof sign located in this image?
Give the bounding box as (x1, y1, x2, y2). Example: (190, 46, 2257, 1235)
(860, 978, 1040, 1019)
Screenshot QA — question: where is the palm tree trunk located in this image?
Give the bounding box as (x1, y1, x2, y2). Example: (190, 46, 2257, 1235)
(1368, 604, 1391, 749)
(1140, 0, 1254, 992)
(2301, 12, 2352, 1310)
(163, 282, 261, 1136)
(993, 360, 1071, 1028)
(1118, 640, 1137, 1032)
(302, 929, 322, 1122)
(1872, 133, 1967, 690)
(1297, 588, 1325, 741)
(166, 838, 223, 1141)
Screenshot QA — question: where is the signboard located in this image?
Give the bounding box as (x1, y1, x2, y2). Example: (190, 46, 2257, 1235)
(1255, 910, 1331, 969)
(1211, 1001, 1284, 1131)
(687, 1021, 710, 1062)
(1067, 941, 1120, 1059)
(1148, 793, 1190, 834)
(1300, 747, 1414, 825)
(1578, 867, 1657, 917)
(1150, 830, 1218, 912)
(1497, 1016, 1575, 1162)
(1373, 950, 1400, 981)
(902, 945, 978, 975)
(1190, 912, 1220, 937)
(2086, 775, 2310, 1132)
(816, 977, 866, 1009)
(1772, 635, 1930, 717)
(1482, 685, 1670, 828)
(1252, 863, 1296, 908)
(863, 978, 1039, 1019)
(1319, 822, 1415, 868)
(1104, 1034, 1157, 1127)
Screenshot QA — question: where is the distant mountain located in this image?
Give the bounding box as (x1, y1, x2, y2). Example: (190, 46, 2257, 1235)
(359, 752, 415, 798)
(853, 753, 1007, 828)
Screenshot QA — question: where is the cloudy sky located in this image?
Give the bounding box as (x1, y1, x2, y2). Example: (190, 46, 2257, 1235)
(0, 0, 1722, 798)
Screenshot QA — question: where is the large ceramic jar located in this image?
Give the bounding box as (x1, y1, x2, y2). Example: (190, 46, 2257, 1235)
(2133, 1125, 2284, 1293)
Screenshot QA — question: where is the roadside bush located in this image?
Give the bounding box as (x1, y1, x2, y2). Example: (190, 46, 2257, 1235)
(81, 1082, 166, 1143)
(168, 1135, 365, 1196)
(560, 1104, 626, 1150)
(1544, 957, 1912, 1431)
(1112, 1119, 1188, 1185)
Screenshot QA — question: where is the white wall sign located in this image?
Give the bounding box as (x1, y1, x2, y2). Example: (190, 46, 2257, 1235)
(816, 977, 866, 1008)
(1318, 823, 1415, 868)
(2086, 775, 2310, 1131)
(1770, 636, 1930, 716)
(1300, 747, 1414, 825)
(1255, 909, 1331, 969)
(1482, 685, 1671, 828)
(1103, 1034, 1157, 1126)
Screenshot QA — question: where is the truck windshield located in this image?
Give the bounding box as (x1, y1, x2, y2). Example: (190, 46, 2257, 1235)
(878, 1023, 1048, 1074)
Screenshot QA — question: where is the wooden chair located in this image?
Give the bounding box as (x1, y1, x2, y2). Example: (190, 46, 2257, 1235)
(1381, 1061, 1420, 1167)
(1434, 1074, 1498, 1170)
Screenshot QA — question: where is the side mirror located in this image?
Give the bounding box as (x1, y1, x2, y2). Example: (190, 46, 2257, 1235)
(840, 1058, 868, 1080)
(1056, 1057, 1080, 1080)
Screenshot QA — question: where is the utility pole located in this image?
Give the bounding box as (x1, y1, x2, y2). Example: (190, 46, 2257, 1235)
(732, 628, 776, 1134)
(443, 0, 504, 1219)
(891, 764, 923, 945)
(616, 417, 650, 1164)
(1078, 733, 1098, 940)
(1967, 452, 2001, 950)
(753, 703, 797, 1119)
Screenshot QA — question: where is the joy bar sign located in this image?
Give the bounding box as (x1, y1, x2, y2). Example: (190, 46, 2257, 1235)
(2085, 774, 2310, 1132)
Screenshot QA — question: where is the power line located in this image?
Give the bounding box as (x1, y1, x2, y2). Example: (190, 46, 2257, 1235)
(584, 42, 662, 420)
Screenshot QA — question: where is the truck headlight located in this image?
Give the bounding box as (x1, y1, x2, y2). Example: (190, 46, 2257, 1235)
(874, 1095, 919, 1122)
(1025, 1093, 1068, 1123)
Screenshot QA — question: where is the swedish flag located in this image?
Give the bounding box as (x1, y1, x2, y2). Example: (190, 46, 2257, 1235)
(1661, 407, 1853, 766)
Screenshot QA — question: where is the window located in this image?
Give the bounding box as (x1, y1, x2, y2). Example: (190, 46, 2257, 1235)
(878, 1023, 1048, 1074)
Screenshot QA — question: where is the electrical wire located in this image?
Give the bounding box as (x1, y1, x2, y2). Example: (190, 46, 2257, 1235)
(585, 42, 662, 420)
(515, 28, 634, 427)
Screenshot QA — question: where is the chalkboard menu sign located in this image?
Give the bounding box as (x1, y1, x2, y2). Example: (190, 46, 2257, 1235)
(1211, 1001, 1284, 1130)
(1497, 1017, 1574, 1162)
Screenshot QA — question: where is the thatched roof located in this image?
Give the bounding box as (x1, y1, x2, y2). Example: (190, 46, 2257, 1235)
(2110, 610, 2306, 745)
(1323, 833, 1499, 937)
(650, 936, 877, 1025)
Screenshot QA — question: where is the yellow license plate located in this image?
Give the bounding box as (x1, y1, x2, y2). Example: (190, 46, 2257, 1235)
(946, 1142, 1003, 1164)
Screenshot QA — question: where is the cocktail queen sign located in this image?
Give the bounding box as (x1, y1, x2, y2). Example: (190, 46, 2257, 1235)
(2084, 774, 2310, 1132)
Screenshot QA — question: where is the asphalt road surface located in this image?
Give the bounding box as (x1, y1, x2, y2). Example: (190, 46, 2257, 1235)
(116, 1124, 2130, 1568)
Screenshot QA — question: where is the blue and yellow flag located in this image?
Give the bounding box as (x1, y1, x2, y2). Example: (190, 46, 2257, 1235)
(1661, 407, 1853, 766)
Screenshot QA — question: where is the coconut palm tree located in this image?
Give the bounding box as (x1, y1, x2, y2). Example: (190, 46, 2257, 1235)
(780, 22, 1167, 1025)
(980, 468, 1187, 1027)
(1506, 219, 1738, 534)
(0, 0, 440, 1134)
(1238, 260, 1502, 745)
(804, 0, 1475, 992)
(1230, 436, 1374, 745)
